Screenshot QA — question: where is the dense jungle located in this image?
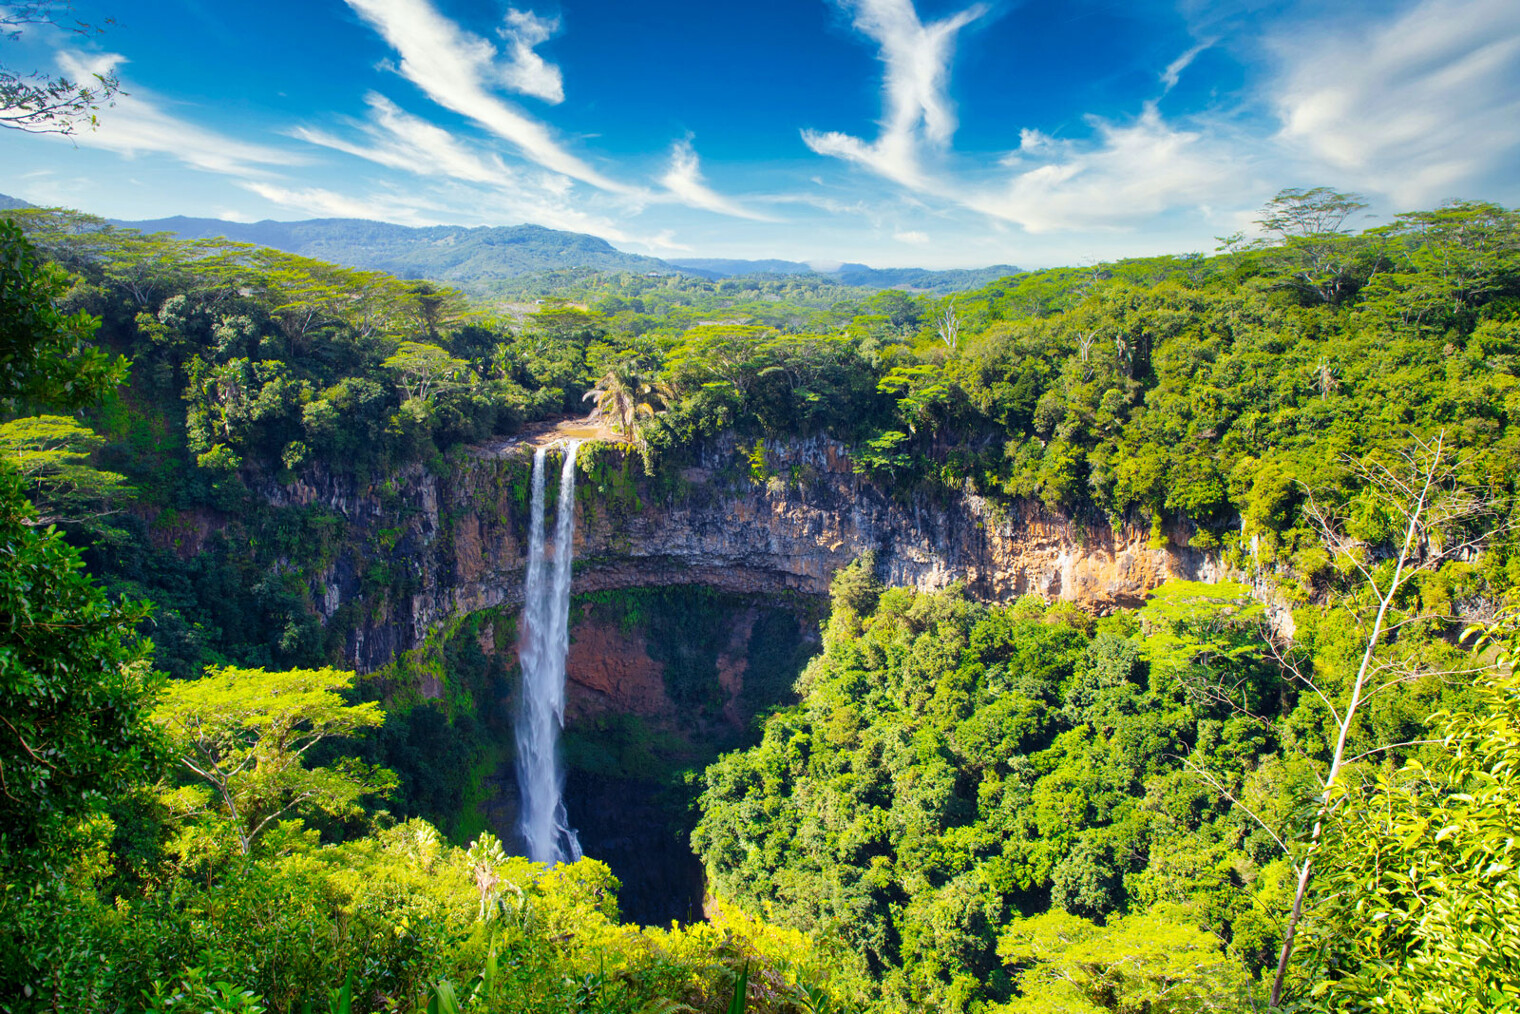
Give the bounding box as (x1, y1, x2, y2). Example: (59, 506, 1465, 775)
(3, 189, 1520, 1014)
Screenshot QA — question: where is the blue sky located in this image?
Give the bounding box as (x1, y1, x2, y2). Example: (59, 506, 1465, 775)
(2, 0, 1517, 268)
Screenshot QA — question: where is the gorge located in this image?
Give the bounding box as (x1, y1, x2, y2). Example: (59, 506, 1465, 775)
(9, 192, 1513, 1012)
(245, 430, 1234, 921)
(262, 433, 1228, 675)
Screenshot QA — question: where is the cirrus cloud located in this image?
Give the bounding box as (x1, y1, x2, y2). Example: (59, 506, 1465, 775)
(292, 92, 517, 187)
(802, 0, 987, 189)
(48, 52, 295, 178)
(343, 0, 633, 193)
(1269, 0, 1520, 206)
(498, 8, 565, 104)
(968, 102, 1243, 233)
(659, 139, 777, 221)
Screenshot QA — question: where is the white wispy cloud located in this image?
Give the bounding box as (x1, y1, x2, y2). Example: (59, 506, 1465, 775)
(799, 0, 1245, 235)
(343, 0, 632, 193)
(753, 191, 878, 219)
(802, 0, 986, 188)
(1161, 39, 1213, 93)
(292, 92, 517, 186)
(1269, 0, 1520, 205)
(50, 52, 294, 177)
(969, 102, 1241, 232)
(498, 8, 564, 104)
(643, 229, 691, 252)
(243, 174, 664, 250)
(239, 181, 443, 222)
(659, 139, 776, 221)
(894, 229, 929, 244)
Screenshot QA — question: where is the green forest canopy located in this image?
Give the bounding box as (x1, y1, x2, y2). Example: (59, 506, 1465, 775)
(1, 191, 1519, 1012)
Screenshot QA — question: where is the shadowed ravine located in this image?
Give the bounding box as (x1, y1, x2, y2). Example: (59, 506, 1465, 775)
(256, 434, 1231, 922)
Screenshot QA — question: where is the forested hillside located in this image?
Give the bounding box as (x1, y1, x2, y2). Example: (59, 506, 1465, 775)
(113, 213, 674, 288)
(695, 568, 1481, 1010)
(665, 258, 1022, 294)
(3, 190, 1520, 1012)
(92, 202, 1019, 299)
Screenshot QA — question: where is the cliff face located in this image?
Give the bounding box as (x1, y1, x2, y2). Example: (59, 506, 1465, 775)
(261, 433, 1225, 672)
(252, 433, 1230, 925)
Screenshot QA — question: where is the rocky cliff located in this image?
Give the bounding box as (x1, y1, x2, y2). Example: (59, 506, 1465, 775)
(252, 432, 1234, 925)
(260, 433, 1226, 673)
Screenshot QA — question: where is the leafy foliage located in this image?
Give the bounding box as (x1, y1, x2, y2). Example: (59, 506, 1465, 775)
(0, 413, 128, 526)
(3, 192, 1520, 1013)
(0, 4, 120, 134)
(0, 219, 124, 410)
(1, 816, 865, 1014)
(696, 581, 1234, 1009)
(994, 904, 1257, 1012)
(153, 666, 396, 854)
(693, 562, 1488, 1011)
(0, 467, 163, 860)
(1292, 667, 1520, 1012)
(0, 221, 161, 868)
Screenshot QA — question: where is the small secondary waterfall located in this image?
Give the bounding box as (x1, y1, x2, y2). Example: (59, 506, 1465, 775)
(516, 440, 583, 866)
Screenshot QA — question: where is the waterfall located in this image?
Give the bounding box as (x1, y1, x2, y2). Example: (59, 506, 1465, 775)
(516, 440, 583, 866)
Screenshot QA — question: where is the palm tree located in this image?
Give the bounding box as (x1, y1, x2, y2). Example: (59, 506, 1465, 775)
(583, 360, 667, 445)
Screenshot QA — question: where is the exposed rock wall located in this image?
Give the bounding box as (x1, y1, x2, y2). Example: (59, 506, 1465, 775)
(261, 434, 1226, 672)
(471, 589, 818, 926)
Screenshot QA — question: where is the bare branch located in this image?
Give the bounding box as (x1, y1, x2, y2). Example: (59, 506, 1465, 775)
(1342, 740, 1443, 765)
(1176, 754, 1298, 867)
(935, 299, 961, 352)
(1263, 634, 1343, 730)
(1269, 428, 1504, 1005)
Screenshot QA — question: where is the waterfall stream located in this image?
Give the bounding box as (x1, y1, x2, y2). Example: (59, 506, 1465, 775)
(516, 440, 583, 866)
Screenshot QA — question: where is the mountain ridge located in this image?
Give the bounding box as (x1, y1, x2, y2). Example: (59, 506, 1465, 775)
(0, 192, 1021, 294)
(112, 215, 675, 284)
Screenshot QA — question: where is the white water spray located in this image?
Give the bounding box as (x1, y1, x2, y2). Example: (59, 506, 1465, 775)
(516, 440, 583, 866)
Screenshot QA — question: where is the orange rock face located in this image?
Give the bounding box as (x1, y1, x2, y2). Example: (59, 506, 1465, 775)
(563, 617, 674, 722)
(557, 606, 777, 732)
(260, 433, 1235, 672)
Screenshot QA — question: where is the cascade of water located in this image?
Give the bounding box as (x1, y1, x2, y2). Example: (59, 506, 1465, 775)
(516, 440, 583, 865)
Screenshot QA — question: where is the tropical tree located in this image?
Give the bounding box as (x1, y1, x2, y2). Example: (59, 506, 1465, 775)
(1, 2, 120, 134)
(381, 340, 470, 404)
(467, 830, 510, 921)
(583, 358, 666, 444)
(1293, 662, 1520, 1011)
(0, 468, 163, 860)
(1364, 201, 1520, 324)
(0, 413, 127, 526)
(153, 665, 396, 854)
(664, 323, 772, 400)
(995, 905, 1258, 1012)
(0, 222, 160, 866)
(1259, 433, 1494, 1006)
(1136, 580, 1265, 704)
(98, 229, 185, 308)
(526, 302, 606, 344)
(1254, 187, 1370, 304)
(0, 219, 125, 410)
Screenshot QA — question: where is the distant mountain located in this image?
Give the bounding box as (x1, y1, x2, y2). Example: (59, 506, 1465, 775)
(667, 257, 814, 278)
(667, 256, 1021, 294)
(112, 215, 674, 287)
(1, 192, 1020, 296)
(833, 262, 1021, 292)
